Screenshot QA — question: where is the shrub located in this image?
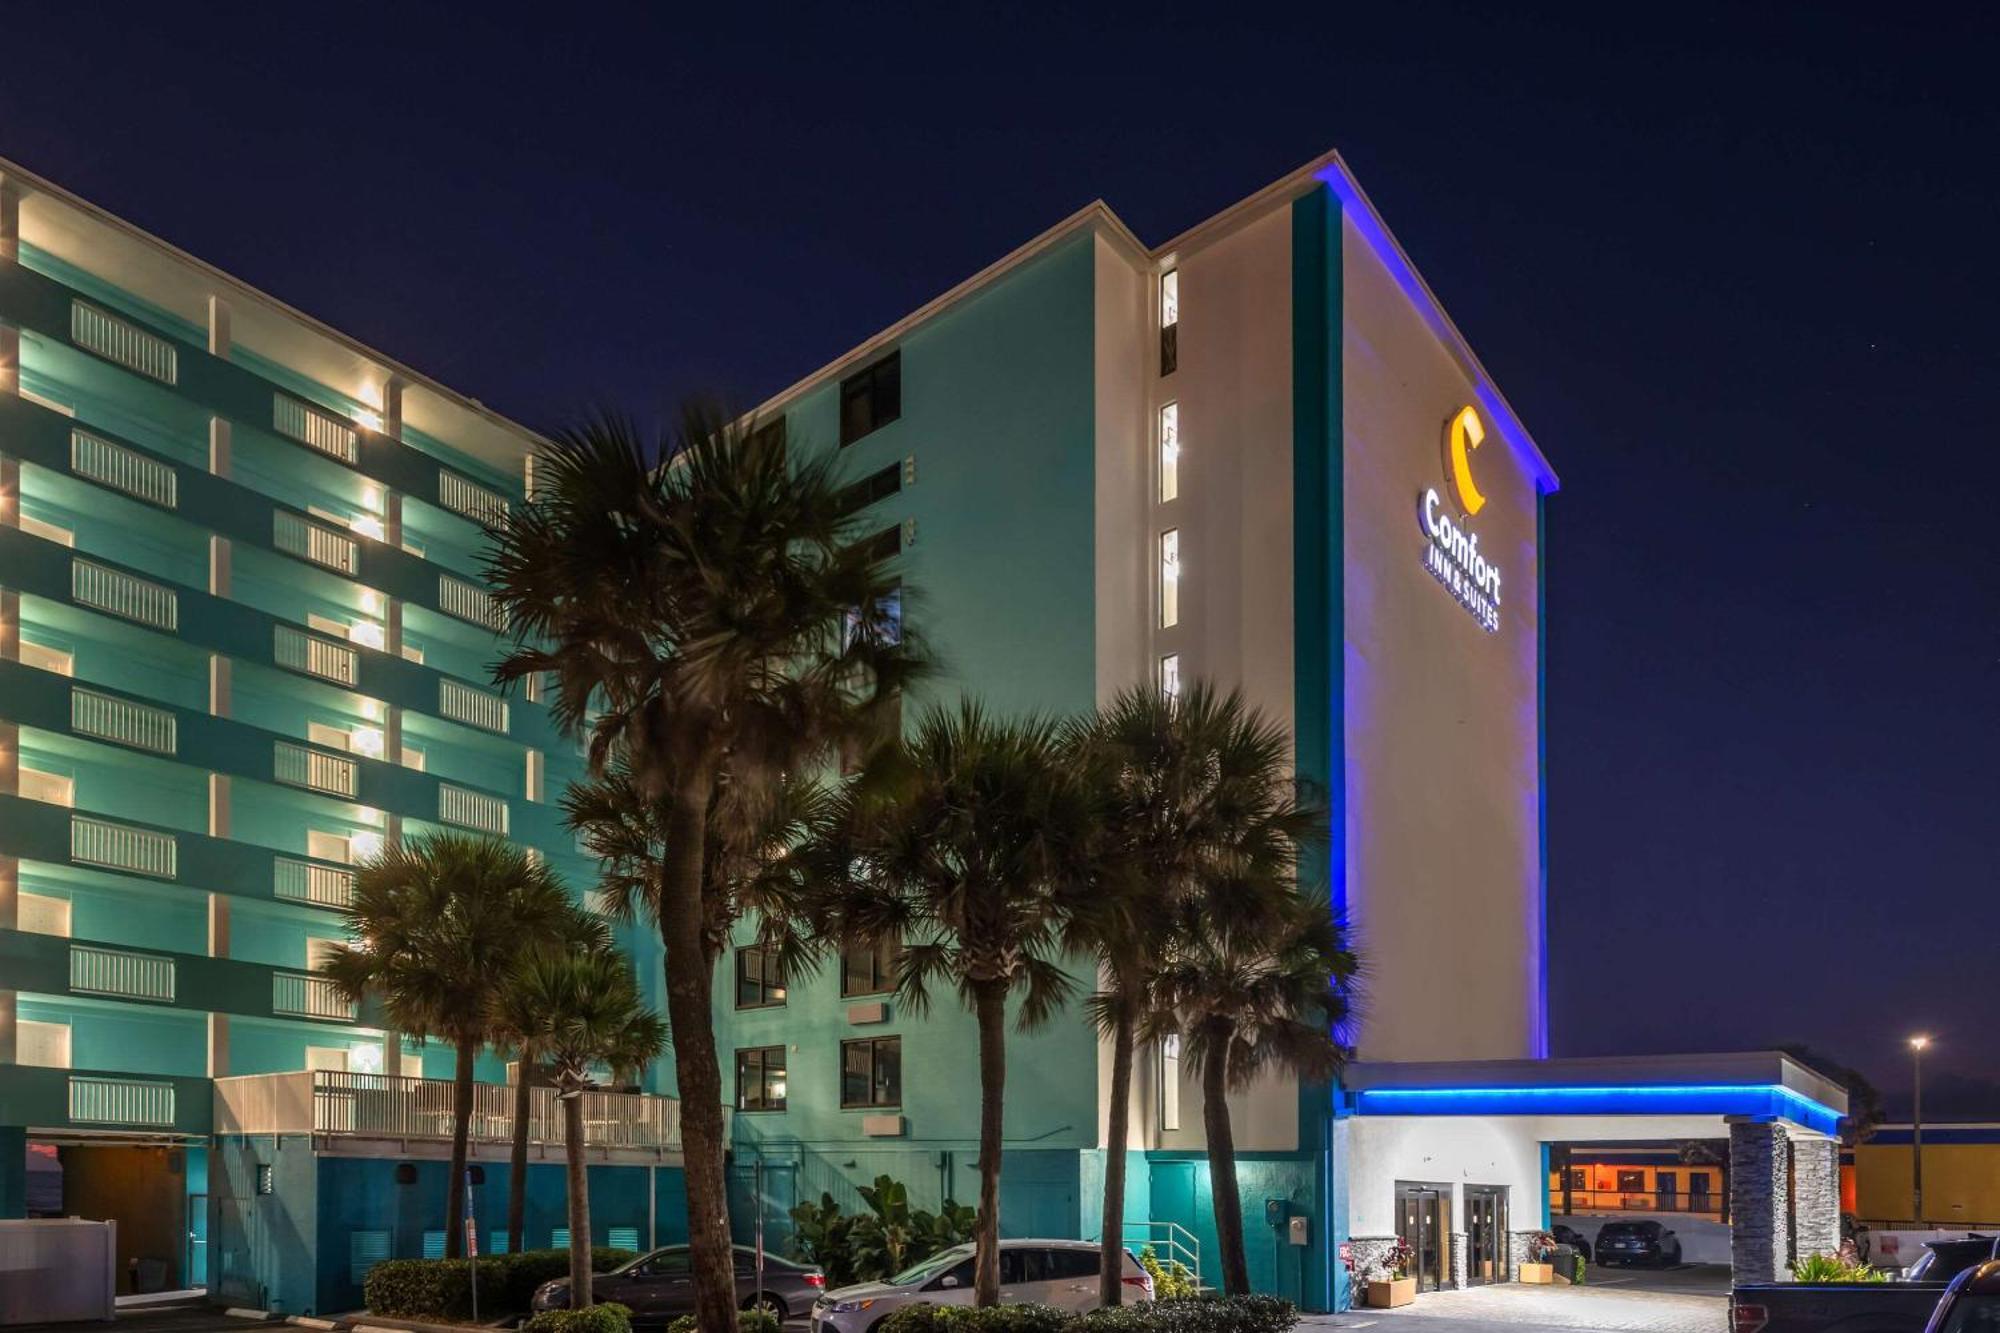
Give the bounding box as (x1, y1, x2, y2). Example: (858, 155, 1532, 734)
(1791, 1253, 1887, 1284)
(879, 1304, 1072, 1333)
(1143, 1296, 1297, 1333)
(667, 1310, 781, 1333)
(1138, 1247, 1198, 1302)
(363, 1248, 639, 1317)
(525, 1303, 634, 1333)
(883, 1298, 1292, 1333)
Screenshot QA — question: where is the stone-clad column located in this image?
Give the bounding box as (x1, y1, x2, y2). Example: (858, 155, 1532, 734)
(1792, 1136, 1840, 1263)
(1731, 1120, 1792, 1282)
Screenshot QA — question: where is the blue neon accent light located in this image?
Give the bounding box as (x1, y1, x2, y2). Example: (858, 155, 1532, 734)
(1351, 1083, 1842, 1137)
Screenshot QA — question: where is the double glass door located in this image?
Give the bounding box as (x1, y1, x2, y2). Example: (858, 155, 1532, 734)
(1464, 1186, 1509, 1286)
(1395, 1183, 1451, 1292)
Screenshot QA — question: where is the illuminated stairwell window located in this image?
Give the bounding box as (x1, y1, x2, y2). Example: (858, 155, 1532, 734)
(1159, 529, 1180, 629)
(1159, 269, 1179, 375)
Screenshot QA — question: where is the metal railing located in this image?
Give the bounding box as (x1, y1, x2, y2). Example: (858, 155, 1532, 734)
(437, 573, 504, 630)
(275, 740, 359, 798)
(273, 395, 359, 465)
(71, 814, 177, 878)
(1553, 1187, 1723, 1217)
(70, 1075, 176, 1127)
(438, 470, 510, 527)
(439, 783, 508, 835)
(274, 510, 359, 575)
(71, 686, 178, 755)
(274, 857, 357, 909)
(274, 624, 358, 686)
(70, 943, 176, 1002)
(439, 678, 509, 733)
(71, 428, 178, 508)
(71, 301, 178, 384)
(73, 558, 178, 631)
(273, 971, 357, 1022)
(1122, 1221, 1202, 1287)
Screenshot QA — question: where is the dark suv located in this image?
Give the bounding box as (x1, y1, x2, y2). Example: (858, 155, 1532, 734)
(1596, 1220, 1684, 1267)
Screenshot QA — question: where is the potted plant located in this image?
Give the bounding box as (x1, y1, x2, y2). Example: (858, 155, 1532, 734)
(1519, 1230, 1556, 1284)
(1366, 1239, 1418, 1307)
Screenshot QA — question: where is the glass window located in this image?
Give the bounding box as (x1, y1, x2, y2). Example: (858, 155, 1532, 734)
(1159, 270, 1179, 376)
(841, 1036, 901, 1108)
(736, 1045, 787, 1112)
(1159, 654, 1181, 703)
(840, 352, 902, 446)
(735, 944, 787, 1008)
(1000, 1250, 1033, 1285)
(1160, 1033, 1182, 1131)
(1159, 529, 1180, 628)
(836, 462, 902, 516)
(1937, 1297, 2000, 1333)
(1159, 402, 1179, 502)
(748, 415, 788, 461)
(1046, 1249, 1099, 1280)
(841, 935, 901, 997)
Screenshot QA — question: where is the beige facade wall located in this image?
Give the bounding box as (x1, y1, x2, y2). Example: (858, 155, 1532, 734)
(1340, 210, 1546, 1064)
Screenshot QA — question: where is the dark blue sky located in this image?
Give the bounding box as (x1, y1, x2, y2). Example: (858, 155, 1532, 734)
(4, 2, 1992, 1113)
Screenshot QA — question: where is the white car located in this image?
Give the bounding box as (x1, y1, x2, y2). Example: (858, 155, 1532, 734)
(811, 1239, 1155, 1333)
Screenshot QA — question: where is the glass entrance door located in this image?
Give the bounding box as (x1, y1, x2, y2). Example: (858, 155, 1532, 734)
(1464, 1186, 1508, 1285)
(1395, 1183, 1450, 1292)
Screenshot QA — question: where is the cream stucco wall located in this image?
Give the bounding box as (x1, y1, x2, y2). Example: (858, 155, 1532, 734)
(1339, 211, 1545, 1064)
(1344, 1115, 1545, 1239)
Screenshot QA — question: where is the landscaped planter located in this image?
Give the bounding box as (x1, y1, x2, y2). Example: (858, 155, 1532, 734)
(1518, 1261, 1554, 1284)
(1367, 1278, 1417, 1307)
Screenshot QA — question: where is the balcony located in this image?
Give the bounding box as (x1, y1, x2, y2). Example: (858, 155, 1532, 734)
(71, 685, 178, 755)
(70, 300, 177, 385)
(72, 558, 177, 631)
(71, 427, 178, 509)
(213, 1071, 695, 1157)
(274, 510, 360, 576)
(272, 971, 357, 1022)
(69, 942, 177, 1002)
(274, 739, 359, 798)
(438, 678, 508, 734)
(273, 394, 359, 466)
(438, 470, 509, 527)
(69, 1074, 178, 1128)
(274, 623, 359, 687)
(436, 572, 504, 630)
(70, 813, 177, 879)
(439, 783, 507, 835)
(273, 856, 357, 909)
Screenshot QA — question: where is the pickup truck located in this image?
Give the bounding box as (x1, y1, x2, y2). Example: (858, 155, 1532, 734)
(1731, 1238, 2000, 1333)
(1921, 1260, 2000, 1333)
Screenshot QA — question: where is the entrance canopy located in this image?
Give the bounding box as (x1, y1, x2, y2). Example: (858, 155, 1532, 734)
(1342, 1051, 1848, 1136)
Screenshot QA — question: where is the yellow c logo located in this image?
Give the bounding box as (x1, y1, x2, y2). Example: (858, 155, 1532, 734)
(1446, 405, 1487, 516)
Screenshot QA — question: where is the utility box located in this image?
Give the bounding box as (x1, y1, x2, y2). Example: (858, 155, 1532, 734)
(1288, 1215, 1310, 1246)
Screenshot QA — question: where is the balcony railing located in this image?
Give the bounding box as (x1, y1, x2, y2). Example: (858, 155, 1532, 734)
(274, 510, 359, 575)
(1552, 1187, 1723, 1217)
(69, 943, 176, 1002)
(275, 624, 358, 686)
(273, 971, 357, 1022)
(438, 470, 510, 527)
(71, 301, 178, 385)
(213, 1070, 691, 1153)
(439, 783, 507, 835)
(273, 394, 359, 465)
(439, 678, 508, 733)
(70, 1075, 176, 1128)
(71, 428, 178, 508)
(70, 814, 177, 878)
(274, 857, 357, 909)
(73, 558, 178, 631)
(437, 573, 504, 630)
(275, 740, 359, 798)
(71, 686, 178, 755)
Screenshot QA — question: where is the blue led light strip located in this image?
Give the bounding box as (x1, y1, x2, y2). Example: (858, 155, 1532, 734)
(1351, 1082, 1843, 1135)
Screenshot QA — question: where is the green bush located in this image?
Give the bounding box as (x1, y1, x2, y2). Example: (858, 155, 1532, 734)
(879, 1304, 1072, 1333)
(666, 1310, 781, 1333)
(524, 1303, 634, 1333)
(1790, 1253, 1887, 1284)
(1137, 1247, 1198, 1302)
(1142, 1296, 1297, 1333)
(363, 1247, 639, 1317)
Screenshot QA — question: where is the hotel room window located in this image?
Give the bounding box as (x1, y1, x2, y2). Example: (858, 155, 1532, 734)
(1159, 269, 1179, 375)
(840, 351, 902, 446)
(1160, 653, 1181, 702)
(736, 1045, 787, 1112)
(841, 1036, 902, 1108)
(1159, 529, 1180, 628)
(735, 943, 788, 1009)
(1160, 1034, 1182, 1131)
(1159, 402, 1180, 502)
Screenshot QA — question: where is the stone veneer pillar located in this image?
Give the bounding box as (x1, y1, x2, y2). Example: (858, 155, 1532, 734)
(1730, 1120, 1792, 1282)
(1791, 1136, 1841, 1263)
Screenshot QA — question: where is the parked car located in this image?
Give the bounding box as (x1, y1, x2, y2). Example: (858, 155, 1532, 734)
(811, 1239, 1154, 1333)
(531, 1245, 825, 1324)
(1923, 1260, 2000, 1333)
(1595, 1220, 1683, 1267)
(1551, 1224, 1593, 1262)
(1730, 1239, 2000, 1333)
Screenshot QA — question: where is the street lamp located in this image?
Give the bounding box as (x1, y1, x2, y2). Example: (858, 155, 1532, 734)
(1909, 1035, 1931, 1223)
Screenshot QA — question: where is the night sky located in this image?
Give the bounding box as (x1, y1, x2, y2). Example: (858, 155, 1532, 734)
(3, 3, 1992, 1114)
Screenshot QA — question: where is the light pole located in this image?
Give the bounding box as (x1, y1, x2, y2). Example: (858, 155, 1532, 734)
(1909, 1035, 1930, 1224)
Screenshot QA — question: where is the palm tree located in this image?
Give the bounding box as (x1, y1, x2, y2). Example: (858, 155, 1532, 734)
(1147, 892, 1358, 1296)
(803, 701, 1088, 1306)
(1064, 682, 1314, 1305)
(492, 912, 613, 1254)
(487, 405, 920, 1333)
(496, 948, 666, 1308)
(321, 832, 582, 1259)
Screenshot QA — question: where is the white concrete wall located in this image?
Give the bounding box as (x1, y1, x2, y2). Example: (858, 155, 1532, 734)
(1346, 1115, 1545, 1239)
(1339, 209, 1545, 1064)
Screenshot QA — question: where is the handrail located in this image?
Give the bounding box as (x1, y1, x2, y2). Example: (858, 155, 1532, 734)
(1120, 1220, 1202, 1286)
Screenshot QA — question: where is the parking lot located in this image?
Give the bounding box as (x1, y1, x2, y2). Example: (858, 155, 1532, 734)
(1303, 1265, 1730, 1333)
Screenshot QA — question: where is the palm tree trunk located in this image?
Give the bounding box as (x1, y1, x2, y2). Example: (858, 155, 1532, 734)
(565, 1091, 594, 1307)
(446, 1042, 476, 1259)
(1201, 1028, 1250, 1296)
(973, 978, 1007, 1308)
(659, 782, 736, 1333)
(509, 1063, 533, 1253)
(1098, 1000, 1136, 1306)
